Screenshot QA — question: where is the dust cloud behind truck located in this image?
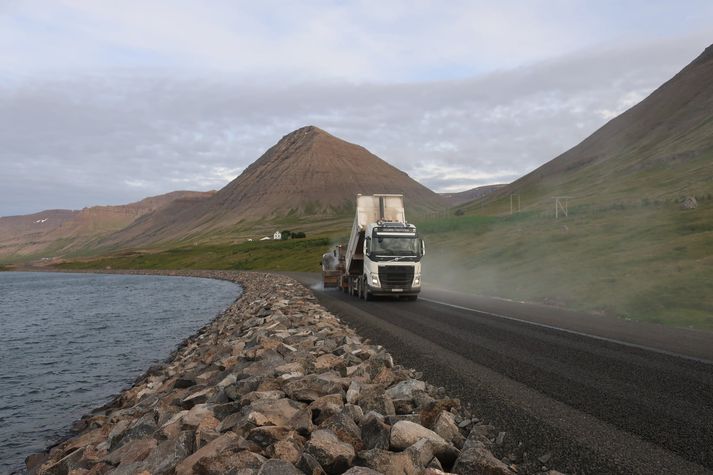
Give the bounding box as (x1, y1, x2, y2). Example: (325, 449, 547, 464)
(323, 194, 425, 300)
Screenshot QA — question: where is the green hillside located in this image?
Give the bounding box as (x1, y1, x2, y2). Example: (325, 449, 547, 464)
(419, 45, 713, 329)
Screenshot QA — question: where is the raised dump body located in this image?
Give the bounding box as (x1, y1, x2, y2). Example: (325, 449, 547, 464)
(345, 194, 406, 276)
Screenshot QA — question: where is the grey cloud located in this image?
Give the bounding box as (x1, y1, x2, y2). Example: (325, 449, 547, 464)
(0, 35, 708, 216)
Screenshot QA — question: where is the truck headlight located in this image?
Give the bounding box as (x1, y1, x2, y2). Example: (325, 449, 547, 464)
(370, 273, 380, 287)
(413, 274, 421, 287)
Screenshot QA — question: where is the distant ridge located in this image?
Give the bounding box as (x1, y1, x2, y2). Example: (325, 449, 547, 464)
(0, 191, 213, 261)
(440, 184, 506, 206)
(471, 44, 713, 211)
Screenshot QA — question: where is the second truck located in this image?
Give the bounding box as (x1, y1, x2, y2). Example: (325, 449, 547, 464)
(323, 194, 425, 300)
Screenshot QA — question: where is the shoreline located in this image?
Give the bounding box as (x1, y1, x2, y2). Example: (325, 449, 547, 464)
(2, 270, 241, 475)
(24, 270, 552, 475)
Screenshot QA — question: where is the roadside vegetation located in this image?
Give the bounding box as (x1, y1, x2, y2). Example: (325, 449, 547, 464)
(414, 197, 713, 330)
(56, 237, 330, 272)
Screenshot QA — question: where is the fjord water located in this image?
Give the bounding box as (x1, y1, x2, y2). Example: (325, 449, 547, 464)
(0, 272, 240, 473)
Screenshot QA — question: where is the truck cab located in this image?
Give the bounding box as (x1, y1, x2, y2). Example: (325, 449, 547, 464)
(362, 221, 424, 299)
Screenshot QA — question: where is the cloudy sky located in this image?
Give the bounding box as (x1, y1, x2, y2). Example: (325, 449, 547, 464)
(1, 1, 712, 216)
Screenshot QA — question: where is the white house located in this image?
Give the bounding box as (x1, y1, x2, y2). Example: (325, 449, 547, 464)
(273, 231, 282, 240)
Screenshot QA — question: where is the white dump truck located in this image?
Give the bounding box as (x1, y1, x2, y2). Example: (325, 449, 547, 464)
(328, 194, 425, 300)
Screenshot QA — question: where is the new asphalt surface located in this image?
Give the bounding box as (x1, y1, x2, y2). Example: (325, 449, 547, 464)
(287, 272, 713, 475)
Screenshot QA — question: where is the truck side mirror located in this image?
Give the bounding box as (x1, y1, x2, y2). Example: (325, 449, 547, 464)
(420, 239, 426, 257)
(365, 237, 371, 255)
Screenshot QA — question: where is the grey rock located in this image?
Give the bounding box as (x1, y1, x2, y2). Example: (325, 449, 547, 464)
(283, 374, 345, 402)
(174, 377, 196, 389)
(356, 448, 420, 475)
(243, 398, 304, 427)
(342, 404, 364, 424)
(304, 429, 355, 475)
(297, 452, 327, 475)
(406, 438, 436, 467)
(320, 411, 363, 451)
(194, 449, 267, 474)
(342, 467, 383, 474)
(390, 420, 448, 451)
(452, 431, 514, 475)
(358, 386, 395, 416)
(257, 459, 302, 475)
(346, 381, 361, 405)
(287, 406, 314, 436)
(247, 425, 290, 448)
(110, 413, 157, 450)
(433, 411, 465, 449)
(385, 379, 426, 401)
(360, 412, 390, 450)
(141, 430, 195, 475)
(310, 394, 344, 425)
(390, 420, 459, 467)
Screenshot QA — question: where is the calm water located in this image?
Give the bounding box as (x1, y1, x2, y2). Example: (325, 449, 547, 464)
(0, 272, 240, 474)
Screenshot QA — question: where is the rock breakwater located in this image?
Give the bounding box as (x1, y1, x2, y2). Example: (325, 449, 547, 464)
(27, 271, 557, 475)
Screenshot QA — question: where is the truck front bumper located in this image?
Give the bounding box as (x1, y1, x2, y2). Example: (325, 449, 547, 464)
(367, 284, 420, 297)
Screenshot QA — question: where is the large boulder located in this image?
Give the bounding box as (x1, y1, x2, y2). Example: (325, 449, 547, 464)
(284, 375, 345, 402)
(452, 434, 514, 475)
(104, 437, 157, 466)
(433, 411, 465, 448)
(194, 449, 267, 474)
(244, 398, 305, 427)
(174, 431, 239, 475)
(257, 459, 303, 475)
(390, 420, 459, 467)
(304, 429, 356, 475)
(361, 412, 391, 450)
(385, 379, 426, 401)
(140, 430, 194, 475)
(356, 448, 421, 475)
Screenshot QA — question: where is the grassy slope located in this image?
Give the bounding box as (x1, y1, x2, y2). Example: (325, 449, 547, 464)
(56, 237, 332, 273)
(415, 197, 713, 329)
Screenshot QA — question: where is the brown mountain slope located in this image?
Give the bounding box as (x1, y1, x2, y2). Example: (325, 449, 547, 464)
(468, 44, 713, 211)
(105, 126, 446, 247)
(440, 184, 506, 206)
(0, 190, 213, 262)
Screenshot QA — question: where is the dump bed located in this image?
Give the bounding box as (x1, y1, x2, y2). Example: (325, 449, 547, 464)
(345, 194, 406, 274)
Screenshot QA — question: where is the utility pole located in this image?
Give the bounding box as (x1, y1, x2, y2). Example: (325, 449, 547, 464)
(553, 196, 571, 219)
(510, 194, 521, 215)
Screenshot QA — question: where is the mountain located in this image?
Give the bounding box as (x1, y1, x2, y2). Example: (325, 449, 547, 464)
(427, 44, 713, 329)
(0, 191, 213, 262)
(440, 184, 506, 206)
(104, 126, 446, 247)
(467, 44, 713, 211)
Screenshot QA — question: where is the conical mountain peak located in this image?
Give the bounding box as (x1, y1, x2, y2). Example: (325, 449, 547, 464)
(213, 126, 445, 217)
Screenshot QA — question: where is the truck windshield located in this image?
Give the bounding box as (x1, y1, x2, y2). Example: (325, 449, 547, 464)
(372, 235, 419, 256)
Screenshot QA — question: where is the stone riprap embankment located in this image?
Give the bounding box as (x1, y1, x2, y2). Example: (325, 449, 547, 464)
(27, 271, 556, 475)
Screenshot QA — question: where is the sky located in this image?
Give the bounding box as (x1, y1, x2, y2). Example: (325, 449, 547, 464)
(1, 1, 712, 216)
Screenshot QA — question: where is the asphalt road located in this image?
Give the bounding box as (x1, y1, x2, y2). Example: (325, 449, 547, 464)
(287, 272, 713, 475)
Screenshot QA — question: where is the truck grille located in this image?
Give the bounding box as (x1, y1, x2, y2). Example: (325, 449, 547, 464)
(378, 266, 414, 288)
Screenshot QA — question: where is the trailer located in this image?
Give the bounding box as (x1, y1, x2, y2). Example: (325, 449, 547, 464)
(327, 194, 424, 300)
(321, 245, 344, 288)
